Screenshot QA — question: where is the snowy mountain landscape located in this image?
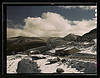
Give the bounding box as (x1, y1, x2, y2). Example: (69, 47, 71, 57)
(7, 28, 97, 74)
(6, 5, 97, 74)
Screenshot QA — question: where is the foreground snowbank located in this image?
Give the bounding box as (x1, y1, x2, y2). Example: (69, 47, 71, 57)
(34, 55, 96, 73)
(7, 54, 28, 73)
(7, 54, 97, 74)
(34, 57, 81, 73)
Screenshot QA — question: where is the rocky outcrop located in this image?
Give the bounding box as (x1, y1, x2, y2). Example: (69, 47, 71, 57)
(16, 59, 41, 73)
(31, 56, 46, 60)
(71, 60, 97, 73)
(55, 48, 80, 56)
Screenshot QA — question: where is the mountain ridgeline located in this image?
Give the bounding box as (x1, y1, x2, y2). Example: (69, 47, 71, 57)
(7, 36, 48, 54)
(76, 28, 97, 42)
(7, 28, 97, 55)
(63, 33, 80, 41)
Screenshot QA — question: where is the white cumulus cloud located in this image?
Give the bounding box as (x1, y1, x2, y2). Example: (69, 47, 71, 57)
(7, 12, 96, 38)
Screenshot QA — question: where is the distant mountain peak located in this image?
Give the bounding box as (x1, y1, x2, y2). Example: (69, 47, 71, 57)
(63, 33, 80, 41)
(76, 28, 97, 42)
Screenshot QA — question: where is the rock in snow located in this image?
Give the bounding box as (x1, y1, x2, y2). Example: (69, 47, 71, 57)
(56, 68, 64, 73)
(47, 57, 61, 64)
(16, 59, 41, 73)
(31, 56, 46, 60)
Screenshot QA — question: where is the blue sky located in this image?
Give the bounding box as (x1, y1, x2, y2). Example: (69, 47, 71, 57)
(7, 6, 95, 26)
(7, 6, 97, 38)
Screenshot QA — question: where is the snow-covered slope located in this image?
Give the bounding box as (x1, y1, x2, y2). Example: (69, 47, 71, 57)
(34, 56, 81, 73)
(7, 53, 97, 74)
